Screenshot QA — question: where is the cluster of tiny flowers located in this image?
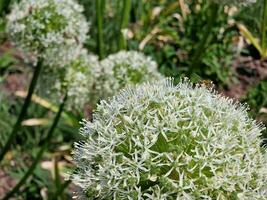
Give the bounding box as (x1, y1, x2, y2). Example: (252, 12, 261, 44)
(40, 49, 100, 111)
(6, 0, 89, 67)
(41, 51, 162, 111)
(93, 50, 163, 105)
(65, 50, 100, 111)
(212, 0, 256, 5)
(72, 78, 267, 199)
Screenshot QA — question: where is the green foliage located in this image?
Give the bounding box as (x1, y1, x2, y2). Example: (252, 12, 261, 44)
(244, 80, 267, 145)
(0, 51, 17, 70)
(245, 80, 267, 113)
(79, 0, 123, 54)
(235, 0, 267, 58)
(0, 90, 78, 199)
(79, 0, 236, 85)
(236, 0, 265, 39)
(0, 92, 14, 148)
(131, 0, 235, 85)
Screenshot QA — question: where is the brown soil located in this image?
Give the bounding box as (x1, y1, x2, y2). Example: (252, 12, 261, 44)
(0, 169, 17, 199)
(223, 56, 267, 100)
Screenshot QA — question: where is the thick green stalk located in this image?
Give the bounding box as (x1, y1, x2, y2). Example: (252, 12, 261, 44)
(261, 0, 267, 57)
(96, 0, 105, 60)
(189, 3, 220, 70)
(3, 92, 68, 200)
(118, 0, 131, 50)
(0, 59, 43, 162)
(0, 0, 11, 16)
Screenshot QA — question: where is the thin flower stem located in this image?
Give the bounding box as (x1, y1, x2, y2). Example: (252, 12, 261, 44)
(0, 59, 43, 162)
(261, 0, 267, 57)
(189, 3, 220, 71)
(118, 0, 131, 50)
(96, 0, 105, 60)
(2, 91, 68, 200)
(50, 180, 71, 200)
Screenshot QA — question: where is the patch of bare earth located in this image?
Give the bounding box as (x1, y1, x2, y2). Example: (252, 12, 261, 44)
(223, 55, 267, 100)
(0, 169, 17, 199)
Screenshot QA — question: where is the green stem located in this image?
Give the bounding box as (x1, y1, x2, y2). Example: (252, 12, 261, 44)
(118, 0, 131, 50)
(54, 156, 61, 190)
(0, 0, 11, 16)
(2, 92, 68, 200)
(96, 0, 105, 60)
(261, 0, 267, 57)
(50, 180, 71, 200)
(189, 3, 220, 71)
(0, 59, 43, 162)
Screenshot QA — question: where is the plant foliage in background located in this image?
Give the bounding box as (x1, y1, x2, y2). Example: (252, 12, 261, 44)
(130, 0, 236, 85)
(236, 0, 267, 58)
(244, 80, 267, 145)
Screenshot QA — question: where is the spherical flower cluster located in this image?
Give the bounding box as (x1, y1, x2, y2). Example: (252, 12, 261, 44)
(6, 0, 89, 66)
(65, 50, 100, 111)
(72, 78, 267, 199)
(93, 50, 163, 105)
(40, 49, 100, 112)
(212, 0, 256, 5)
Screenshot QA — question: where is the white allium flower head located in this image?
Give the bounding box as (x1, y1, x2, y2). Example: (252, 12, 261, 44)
(65, 49, 100, 111)
(93, 50, 163, 105)
(40, 48, 100, 111)
(72, 78, 267, 199)
(6, 0, 89, 67)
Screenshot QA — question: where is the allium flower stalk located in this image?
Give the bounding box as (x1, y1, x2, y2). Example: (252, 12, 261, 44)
(93, 50, 163, 105)
(6, 0, 89, 66)
(72, 78, 267, 199)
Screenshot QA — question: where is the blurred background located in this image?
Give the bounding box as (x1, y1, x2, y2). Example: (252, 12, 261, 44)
(0, 0, 267, 199)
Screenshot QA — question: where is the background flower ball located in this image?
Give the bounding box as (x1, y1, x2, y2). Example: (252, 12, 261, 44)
(93, 50, 163, 104)
(39, 49, 100, 112)
(6, 0, 89, 66)
(65, 50, 100, 111)
(72, 78, 267, 199)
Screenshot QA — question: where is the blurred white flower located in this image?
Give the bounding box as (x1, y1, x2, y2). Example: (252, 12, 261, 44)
(40, 49, 100, 112)
(93, 50, 163, 106)
(6, 0, 89, 67)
